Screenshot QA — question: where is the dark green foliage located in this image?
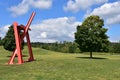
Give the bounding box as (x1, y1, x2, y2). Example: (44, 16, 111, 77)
(2, 25, 24, 51)
(31, 42, 80, 53)
(75, 15, 109, 58)
(0, 37, 2, 45)
(109, 42, 120, 53)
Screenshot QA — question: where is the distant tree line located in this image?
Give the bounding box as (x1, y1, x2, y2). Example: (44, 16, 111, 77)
(109, 42, 120, 53)
(30, 41, 120, 54)
(0, 37, 120, 54)
(30, 41, 80, 53)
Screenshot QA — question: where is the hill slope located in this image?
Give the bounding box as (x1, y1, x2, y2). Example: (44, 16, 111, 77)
(0, 46, 120, 80)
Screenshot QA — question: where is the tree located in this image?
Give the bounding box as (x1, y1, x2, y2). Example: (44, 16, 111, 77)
(2, 25, 24, 51)
(75, 15, 109, 58)
(0, 37, 2, 45)
(109, 42, 120, 53)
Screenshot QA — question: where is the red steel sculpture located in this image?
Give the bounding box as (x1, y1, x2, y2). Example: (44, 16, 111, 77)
(8, 12, 36, 64)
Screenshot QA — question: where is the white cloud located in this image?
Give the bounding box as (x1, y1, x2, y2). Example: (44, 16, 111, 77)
(0, 17, 81, 43)
(87, 1, 120, 25)
(64, 0, 108, 12)
(29, 17, 81, 42)
(9, 0, 52, 17)
(106, 15, 120, 25)
(40, 32, 47, 38)
(0, 25, 10, 39)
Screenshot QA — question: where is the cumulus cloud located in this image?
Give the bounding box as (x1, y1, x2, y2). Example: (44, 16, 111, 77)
(64, 0, 108, 12)
(29, 17, 81, 42)
(86, 1, 120, 25)
(0, 17, 81, 42)
(9, 0, 52, 17)
(0, 25, 10, 38)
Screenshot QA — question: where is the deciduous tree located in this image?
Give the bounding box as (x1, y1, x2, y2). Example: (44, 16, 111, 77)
(75, 15, 109, 58)
(2, 25, 24, 51)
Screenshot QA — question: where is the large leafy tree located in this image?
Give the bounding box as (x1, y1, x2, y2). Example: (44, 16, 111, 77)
(75, 15, 109, 58)
(3, 25, 24, 51)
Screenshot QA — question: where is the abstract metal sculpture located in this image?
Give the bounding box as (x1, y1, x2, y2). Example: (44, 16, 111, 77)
(8, 12, 35, 64)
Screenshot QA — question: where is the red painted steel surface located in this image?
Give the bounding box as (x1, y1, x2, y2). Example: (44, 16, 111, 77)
(8, 12, 35, 64)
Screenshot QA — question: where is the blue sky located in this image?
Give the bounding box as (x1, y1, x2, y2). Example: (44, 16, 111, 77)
(0, 0, 120, 42)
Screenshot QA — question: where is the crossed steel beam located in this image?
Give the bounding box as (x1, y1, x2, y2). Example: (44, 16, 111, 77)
(8, 12, 35, 64)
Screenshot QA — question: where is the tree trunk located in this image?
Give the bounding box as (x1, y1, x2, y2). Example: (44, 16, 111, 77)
(90, 51, 92, 58)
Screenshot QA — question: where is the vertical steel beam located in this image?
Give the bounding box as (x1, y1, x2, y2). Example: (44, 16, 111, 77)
(8, 12, 35, 65)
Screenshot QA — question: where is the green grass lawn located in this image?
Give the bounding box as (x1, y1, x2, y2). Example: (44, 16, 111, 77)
(0, 46, 120, 80)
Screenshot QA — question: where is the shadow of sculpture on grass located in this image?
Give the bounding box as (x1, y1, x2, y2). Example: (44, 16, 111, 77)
(76, 57, 108, 59)
(7, 55, 28, 58)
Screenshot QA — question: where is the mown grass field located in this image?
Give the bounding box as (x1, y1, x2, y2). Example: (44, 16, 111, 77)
(0, 46, 120, 80)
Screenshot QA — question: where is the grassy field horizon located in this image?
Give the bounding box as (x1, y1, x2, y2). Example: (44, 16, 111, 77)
(0, 46, 120, 80)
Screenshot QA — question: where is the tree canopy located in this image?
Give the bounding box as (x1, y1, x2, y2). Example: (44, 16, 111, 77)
(75, 15, 109, 58)
(2, 25, 24, 51)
